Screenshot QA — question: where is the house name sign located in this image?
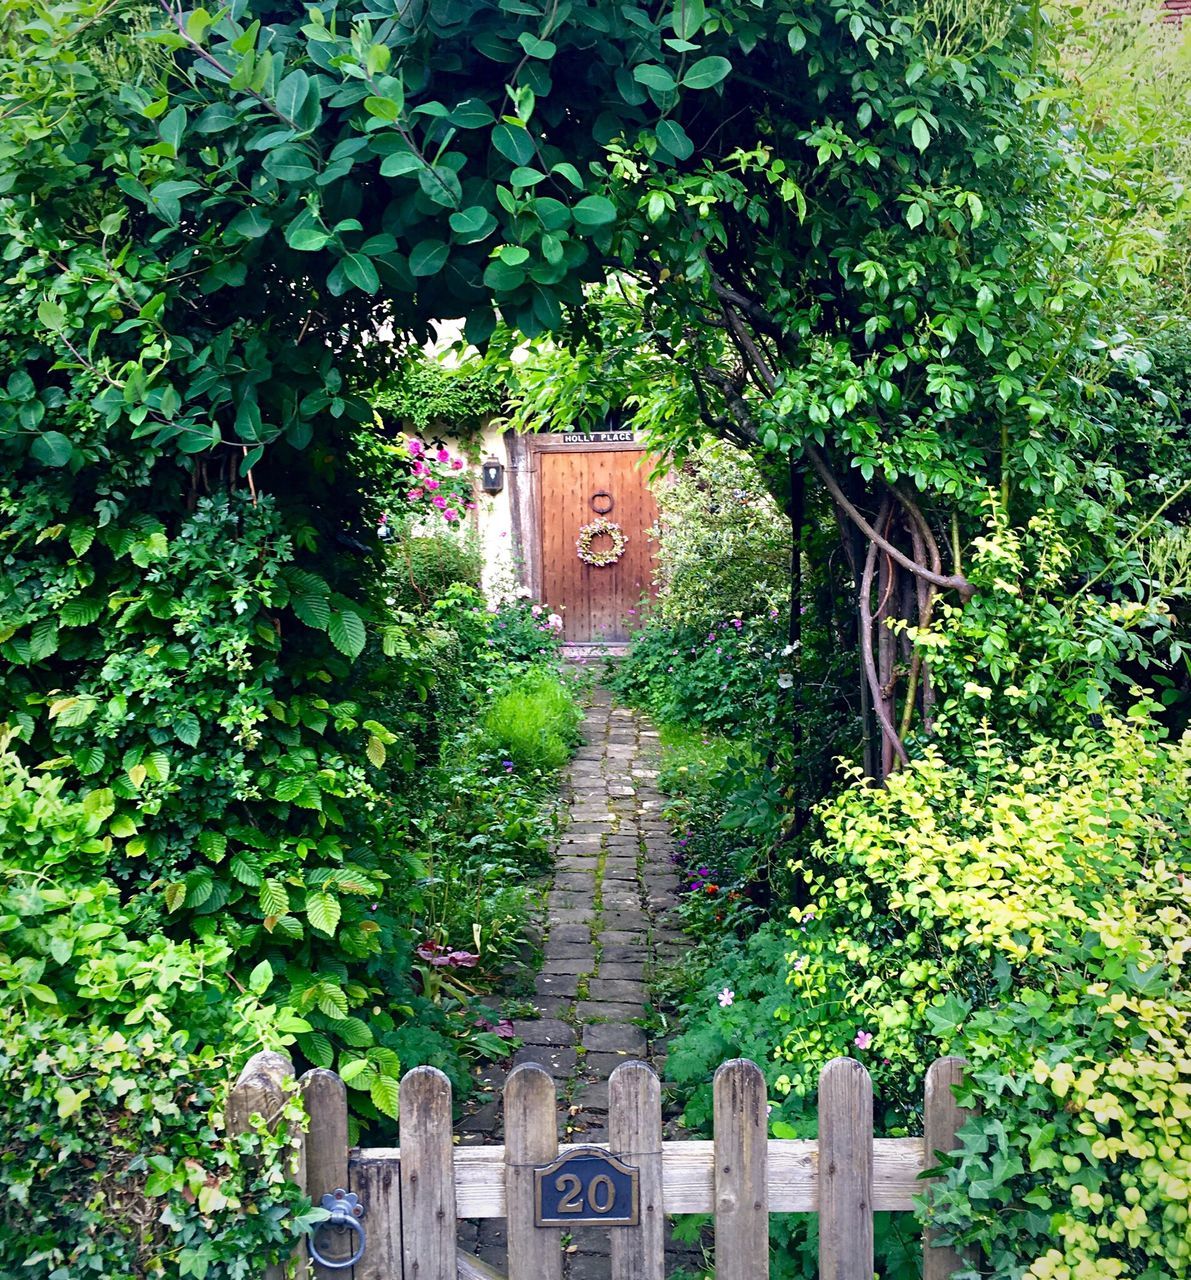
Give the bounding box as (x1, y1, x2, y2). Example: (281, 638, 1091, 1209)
(561, 431, 636, 443)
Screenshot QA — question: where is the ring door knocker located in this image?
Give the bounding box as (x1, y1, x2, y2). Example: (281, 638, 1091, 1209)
(308, 1188, 366, 1270)
(590, 490, 614, 516)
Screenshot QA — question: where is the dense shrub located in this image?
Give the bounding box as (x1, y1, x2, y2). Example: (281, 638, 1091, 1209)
(479, 668, 584, 775)
(385, 533, 483, 615)
(664, 709, 1191, 1280)
(0, 748, 316, 1280)
(651, 442, 790, 630)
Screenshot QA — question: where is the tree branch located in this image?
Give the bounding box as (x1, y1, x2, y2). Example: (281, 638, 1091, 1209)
(806, 443, 974, 599)
(860, 497, 909, 771)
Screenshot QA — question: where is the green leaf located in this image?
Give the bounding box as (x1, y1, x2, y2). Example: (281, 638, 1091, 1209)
(671, 0, 706, 40)
(379, 151, 422, 177)
(370, 1073, 400, 1119)
(286, 213, 329, 251)
(260, 878, 289, 916)
(408, 240, 449, 276)
(517, 33, 556, 59)
(248, 959, 273, 995)
(572, 196, 617, 229)
(449, 205, 497, 243)
(314, 982, 349, 1020)
(341, 254, 379, 293)
(633, 64, 676, 93)
(681, 56, 731, 90)
(366, 735, 386, 768)
(276, 70, 311, 122)
(31, 432, 73, 467)
(299, 1032, 334, 1069)
(911, 116, 931, 152)
(492, 123, 535, 166)
(294, 591, 331, 629)
(38, 299, 66, 331)
(328, 611, 366, 659)
(510, 166, 547, 189)
(307, 885, 340, 939)
(164, 882, 187, 912)
(60, 597, 102, 627)
(656, 118, 694, 161)
(263, 146, 316, 182)
(198, 831, 227, 862)
(449, 98, 494, 129)
(230, 853, 262, 886)
(364, 95, 401, 122)
(74, 746, 105, 775)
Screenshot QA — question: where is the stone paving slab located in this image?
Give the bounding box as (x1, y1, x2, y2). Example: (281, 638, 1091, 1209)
(457, 687, 693, 1279)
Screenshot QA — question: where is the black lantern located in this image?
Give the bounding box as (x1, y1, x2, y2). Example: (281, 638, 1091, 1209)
(480, 456, 505, 494)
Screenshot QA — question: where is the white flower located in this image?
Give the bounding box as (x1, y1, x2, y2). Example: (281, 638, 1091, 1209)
(233, 599, 247, 614)
(514, 585, 532, 598)
(777, 672, 793, 689)
(547, 613, 563, 630)
(781, 643, 799, 657)
(717, 987, 734, 1008)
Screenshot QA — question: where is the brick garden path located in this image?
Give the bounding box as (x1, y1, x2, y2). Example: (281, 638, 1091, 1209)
(459, 685, 700, 1279)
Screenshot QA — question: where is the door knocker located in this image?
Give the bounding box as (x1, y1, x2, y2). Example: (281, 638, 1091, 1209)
(590, 491, 614, 516)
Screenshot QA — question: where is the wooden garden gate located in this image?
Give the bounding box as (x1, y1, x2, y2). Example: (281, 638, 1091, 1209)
(229, 1054, 971, 1280)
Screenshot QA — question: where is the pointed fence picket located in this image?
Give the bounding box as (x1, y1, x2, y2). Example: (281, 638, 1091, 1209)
(225, 1052, 973, 1280)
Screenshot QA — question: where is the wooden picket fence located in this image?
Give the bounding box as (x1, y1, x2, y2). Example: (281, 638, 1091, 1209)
(228, 1052, 971, 1280)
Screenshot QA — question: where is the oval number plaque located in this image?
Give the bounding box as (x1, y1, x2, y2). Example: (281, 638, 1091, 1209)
(533, 1148, 639, 1227)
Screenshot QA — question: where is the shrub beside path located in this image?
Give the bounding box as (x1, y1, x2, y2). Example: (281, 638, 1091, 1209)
(458, 684, 701, 1278)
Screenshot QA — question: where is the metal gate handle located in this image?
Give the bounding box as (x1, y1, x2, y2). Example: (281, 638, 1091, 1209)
(309, 1188, 366, 1270)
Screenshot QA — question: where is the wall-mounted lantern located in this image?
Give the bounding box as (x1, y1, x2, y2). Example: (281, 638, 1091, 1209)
(480, 456, 505, 495)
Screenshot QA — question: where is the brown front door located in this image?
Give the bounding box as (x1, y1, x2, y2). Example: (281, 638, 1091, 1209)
(539, 448, 658, 643)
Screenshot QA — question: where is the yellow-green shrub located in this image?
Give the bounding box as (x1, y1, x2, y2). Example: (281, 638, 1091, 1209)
(768, 708, 1191, 1279)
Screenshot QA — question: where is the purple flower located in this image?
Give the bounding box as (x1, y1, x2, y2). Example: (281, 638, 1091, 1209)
(502, 760, 515, 771)
(718, 987, 735, 1008)
(854, 1030, 873, 1051)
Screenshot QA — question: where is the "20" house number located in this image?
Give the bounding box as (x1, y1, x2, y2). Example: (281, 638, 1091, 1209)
(533, 1148, 640, 1227)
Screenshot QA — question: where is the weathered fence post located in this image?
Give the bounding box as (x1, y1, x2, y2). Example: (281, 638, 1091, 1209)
(818, 1057, 874, 1280)
(226, 1051, 306, 1280)
(504, 1063, 563, 1280)
(713, 1058, 769, 1280)
(923, 1057, 972, 1280)
(301, 1069, 351, 1278)
(400, 1066, 457, 1280)
(351, 1143, 404, 1280)
(609, 1060, 664, 1280)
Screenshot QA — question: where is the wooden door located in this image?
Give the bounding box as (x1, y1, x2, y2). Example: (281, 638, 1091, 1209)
(539, 448, 658, 643)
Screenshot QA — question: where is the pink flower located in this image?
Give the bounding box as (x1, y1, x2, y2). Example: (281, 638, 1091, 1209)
(436, 447, 450, 463)
(408, 488, 423, 501)
(531, 604, 543, 616)
(718, 987, 734, 1008)
(407, 439, 424, 457)
(425, 477, 440, 490)
(451, 457, 465, 470)
(413, 460, 427, 476)
(854, 1030, 873, 1051)
(443, 508, 458, 521)
(466, 501, 476, 510)
(433, 495, 447, 509)
(547, 613, 563, 630)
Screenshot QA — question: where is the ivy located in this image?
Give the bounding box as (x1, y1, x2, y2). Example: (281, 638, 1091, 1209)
(369, 356, 505, 438)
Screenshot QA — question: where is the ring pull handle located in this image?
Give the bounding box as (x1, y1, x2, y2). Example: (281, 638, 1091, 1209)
(308, 1188, 366, 1270)
(590, 490, 614, 515)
